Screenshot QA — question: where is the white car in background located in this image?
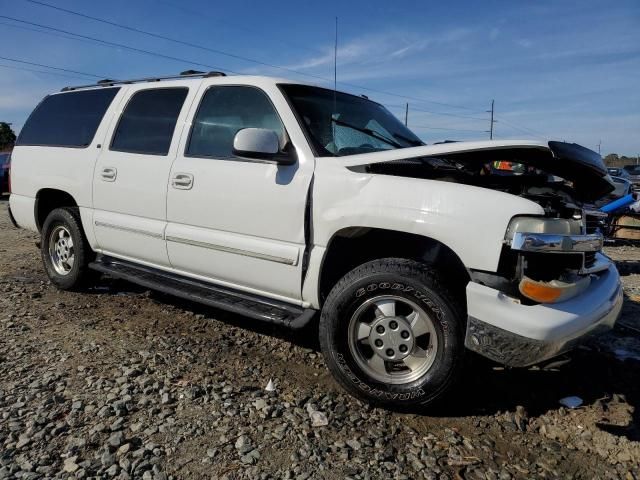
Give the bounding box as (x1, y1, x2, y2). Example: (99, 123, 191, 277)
(8, 71, 622, 408)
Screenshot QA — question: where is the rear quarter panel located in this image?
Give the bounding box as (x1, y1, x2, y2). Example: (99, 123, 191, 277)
(9, 88, 129, 232)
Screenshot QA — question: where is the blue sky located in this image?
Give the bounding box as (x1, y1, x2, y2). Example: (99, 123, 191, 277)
(0, 0, 638, 155)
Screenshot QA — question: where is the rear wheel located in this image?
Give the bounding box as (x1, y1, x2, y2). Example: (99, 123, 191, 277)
(319, 258, 465, 408)
(41, 207, 95, 290)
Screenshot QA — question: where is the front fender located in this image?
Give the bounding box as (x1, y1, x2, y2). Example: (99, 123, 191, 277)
(313, 160, 544, 273)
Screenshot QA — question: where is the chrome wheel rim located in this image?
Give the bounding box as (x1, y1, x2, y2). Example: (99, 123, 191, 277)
(348, 295, 439, 384)
(48, 225, 75, 275)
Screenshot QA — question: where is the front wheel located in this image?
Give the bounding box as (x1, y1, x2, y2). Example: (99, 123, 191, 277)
(319, 258, 465, 408)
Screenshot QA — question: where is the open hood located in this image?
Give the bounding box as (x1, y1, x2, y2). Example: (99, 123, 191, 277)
(338, 140, 614, 201)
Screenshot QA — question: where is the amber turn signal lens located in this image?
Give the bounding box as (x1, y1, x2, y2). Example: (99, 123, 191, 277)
(519, 278, 564, 303)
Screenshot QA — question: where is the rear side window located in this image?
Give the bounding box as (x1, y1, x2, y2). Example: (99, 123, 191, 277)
(16, 88, 120, 148)
(111, 88, 188, 156)
(187, 86, 284, 158)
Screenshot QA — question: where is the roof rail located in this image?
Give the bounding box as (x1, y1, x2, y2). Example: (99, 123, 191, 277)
(61, 70, 227, 92)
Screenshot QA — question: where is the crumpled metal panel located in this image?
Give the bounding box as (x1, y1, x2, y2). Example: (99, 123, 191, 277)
(464, 316, 563, 367)
(465, 314, 618, 367)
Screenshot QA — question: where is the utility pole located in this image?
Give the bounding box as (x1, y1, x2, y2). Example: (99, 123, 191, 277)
(597, 139, 601, 155)
(487, 100, 495, 139)
(404, 103, 408, 127)
(333, 17, 338, 94)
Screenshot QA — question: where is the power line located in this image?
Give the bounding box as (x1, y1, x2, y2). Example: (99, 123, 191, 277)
(0, 62, 90, 80)
(494, 117, 547, 140)
(0, 55, 103, 78)
(0, 19, 108, 47)
(410, 125, 488, 133)
(0, 54, 509, 140)
(383, 102, 487, 121)
(152, 0, 327, 57)
(20, 0, 328, 81)
(18, 0, 487, 113)
(352, 88, 483, 113)
(0, 15, 242, 76)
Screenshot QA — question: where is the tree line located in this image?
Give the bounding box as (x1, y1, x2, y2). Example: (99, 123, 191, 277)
(604, 153, 640, 168)
(0, 123, 16, 151)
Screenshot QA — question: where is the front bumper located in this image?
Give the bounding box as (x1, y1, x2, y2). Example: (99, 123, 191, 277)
(464, 261, 623, 367)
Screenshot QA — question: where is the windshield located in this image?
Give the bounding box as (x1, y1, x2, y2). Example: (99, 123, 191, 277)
(280, 84, 423, 156)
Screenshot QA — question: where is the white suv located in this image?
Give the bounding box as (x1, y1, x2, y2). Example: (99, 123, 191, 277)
(9, 71, 622, 408)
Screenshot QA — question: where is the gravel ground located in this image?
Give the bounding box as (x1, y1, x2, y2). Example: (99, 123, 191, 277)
(1, 197, 639, 480)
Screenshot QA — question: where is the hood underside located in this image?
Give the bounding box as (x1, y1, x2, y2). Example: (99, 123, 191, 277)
(341, 140, 614, 201)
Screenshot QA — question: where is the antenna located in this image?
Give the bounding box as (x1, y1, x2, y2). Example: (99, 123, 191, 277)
(334, 16, 338, 94)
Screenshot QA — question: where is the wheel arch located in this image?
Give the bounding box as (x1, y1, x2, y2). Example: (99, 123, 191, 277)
(317, 226, 470, 307)
(34, 188, 79, 232)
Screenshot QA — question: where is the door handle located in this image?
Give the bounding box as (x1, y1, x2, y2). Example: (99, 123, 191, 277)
(101, 167, 117, 182)
(171, 173, 194, 190)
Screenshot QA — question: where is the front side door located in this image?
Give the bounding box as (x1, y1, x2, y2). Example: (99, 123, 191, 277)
(93, 84, 194, 266)
(166, 83, 314, 302)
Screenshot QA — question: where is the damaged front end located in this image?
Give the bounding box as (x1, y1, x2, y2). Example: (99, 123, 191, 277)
(465, 207, 622, 368)
(347, 140, 622, 366)
(351, 140, 615, 304)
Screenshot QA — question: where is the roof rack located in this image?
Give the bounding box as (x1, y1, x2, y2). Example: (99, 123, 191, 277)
(61, 70, 227, 92)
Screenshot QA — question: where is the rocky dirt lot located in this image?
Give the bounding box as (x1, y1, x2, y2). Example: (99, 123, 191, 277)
(1, 197, 639, 480)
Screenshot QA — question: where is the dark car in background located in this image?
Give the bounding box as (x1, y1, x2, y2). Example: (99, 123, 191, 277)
(623, 165, 640, 190)
(610, 177, 634, 198)
(608, 167, 631, 180)
(0, 152, 10, 195)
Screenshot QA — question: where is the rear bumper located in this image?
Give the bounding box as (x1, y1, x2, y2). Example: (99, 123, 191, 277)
(464, 262, 623, 366)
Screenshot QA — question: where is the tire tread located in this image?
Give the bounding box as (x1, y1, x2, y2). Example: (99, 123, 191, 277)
(319, 257, 465, 408)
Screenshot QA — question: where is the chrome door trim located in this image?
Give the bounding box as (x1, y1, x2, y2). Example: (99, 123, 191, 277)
(94, 221, 164, 239)
(166, 235, 297, 266)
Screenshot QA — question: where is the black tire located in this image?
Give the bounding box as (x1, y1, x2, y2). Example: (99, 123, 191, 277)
(40, 207, 96, 290)
(319, 258, 465, 409)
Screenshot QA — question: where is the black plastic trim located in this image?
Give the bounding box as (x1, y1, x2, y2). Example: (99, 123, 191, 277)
(7, 205, 19, 228)
(89, 255, 316, 330)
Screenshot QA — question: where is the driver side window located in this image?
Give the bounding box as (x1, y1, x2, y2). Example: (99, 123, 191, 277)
(186, 86, 285, 159)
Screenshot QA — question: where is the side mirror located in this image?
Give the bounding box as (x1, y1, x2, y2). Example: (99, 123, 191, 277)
(232, 128, 294, 164)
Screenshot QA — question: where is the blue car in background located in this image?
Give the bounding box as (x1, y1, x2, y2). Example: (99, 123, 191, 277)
(0, 152, 10, 195)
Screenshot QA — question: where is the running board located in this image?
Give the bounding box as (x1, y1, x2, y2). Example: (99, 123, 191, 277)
(89, 256, 316, 330)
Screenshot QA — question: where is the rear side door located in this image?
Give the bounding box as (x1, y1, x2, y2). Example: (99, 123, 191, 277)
(93, 83, 196, 266)
(165, 82, 314, 302)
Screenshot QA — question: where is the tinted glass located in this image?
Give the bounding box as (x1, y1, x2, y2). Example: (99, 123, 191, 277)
(16, 88, 119, 147)
(280, 84, 423, 157)
(111, 88, 188, 155)
(187, 86, 284, 158)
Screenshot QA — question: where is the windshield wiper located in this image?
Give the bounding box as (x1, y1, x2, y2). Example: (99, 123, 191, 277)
(331, 118, 403, 149)
(393, 132, 424, 147)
